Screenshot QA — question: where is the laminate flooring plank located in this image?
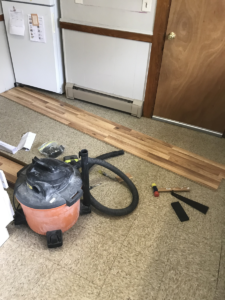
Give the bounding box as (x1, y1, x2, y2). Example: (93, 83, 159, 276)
(169, 154, 221, 181)
(16, 87, 224, 173)
(66, 110, 224, 179)
(16, 88, 177, 152)
(105, 135, 220, 189)
(3, 91, 70, 125)
(67, 111, 172, 158)
(169, 151, 223, 177)
(1, 87, 224, 190)
(172, 146, 225, 178)
(8, 89, 66, 116)
(22, 87, 134, 128)
(69, 122, 107, 140)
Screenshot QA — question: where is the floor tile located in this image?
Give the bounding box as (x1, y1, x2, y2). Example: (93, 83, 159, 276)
(59, 226, 122, 286)
(174, 197, 225, 246)
(76, 211, 137, 243)
(0, 239, 54, 300)
(99, 245, 167, 300)
(214, 288, 225, 300)
(123, 206, 178, 259)
(168, 236, 221, 284)
(214, 232, 225, 300)
(35, 265, 100, 300)
(156, 267, 215, 300)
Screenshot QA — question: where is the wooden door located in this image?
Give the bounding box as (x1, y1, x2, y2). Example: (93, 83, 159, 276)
(153, 0, 225, 133)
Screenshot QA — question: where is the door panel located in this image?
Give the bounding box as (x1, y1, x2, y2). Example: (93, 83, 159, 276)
(153, 0, 225, 133)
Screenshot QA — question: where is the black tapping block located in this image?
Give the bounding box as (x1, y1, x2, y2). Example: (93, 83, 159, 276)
(171, 202, 189, 222)
(171, 191, 209, 214)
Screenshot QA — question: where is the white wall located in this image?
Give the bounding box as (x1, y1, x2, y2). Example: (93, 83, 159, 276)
(63, 30, 151, 101)
(0, 2, 15, 93)
(61, 0, 157, 35)
(61, 0, 156, 102)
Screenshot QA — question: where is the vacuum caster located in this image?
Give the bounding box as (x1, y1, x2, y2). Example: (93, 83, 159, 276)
(46, 230, 63, 248)
(14, 209, 28, 226)
(80, 201, 91, 215)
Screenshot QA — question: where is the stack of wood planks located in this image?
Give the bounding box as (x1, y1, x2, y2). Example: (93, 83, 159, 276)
(1, 87, 225, 190)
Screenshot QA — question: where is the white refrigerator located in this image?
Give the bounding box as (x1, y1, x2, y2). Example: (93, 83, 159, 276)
(2, 0, 64, 94)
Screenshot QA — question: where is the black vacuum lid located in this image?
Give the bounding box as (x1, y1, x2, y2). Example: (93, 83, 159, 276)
(26, 157, 73, 192)
(15, 157, 82, 209)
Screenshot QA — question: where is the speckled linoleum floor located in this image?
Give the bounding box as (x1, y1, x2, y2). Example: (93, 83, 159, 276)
(0, 88, 225, 300)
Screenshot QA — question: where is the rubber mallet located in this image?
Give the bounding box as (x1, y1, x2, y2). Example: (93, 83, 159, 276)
(152, 183, 159, 197)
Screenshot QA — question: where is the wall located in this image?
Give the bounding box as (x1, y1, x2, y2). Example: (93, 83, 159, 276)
(61, 0, 157, 102)
(60, 0, 157, 34)
(0, 3, 15, 93)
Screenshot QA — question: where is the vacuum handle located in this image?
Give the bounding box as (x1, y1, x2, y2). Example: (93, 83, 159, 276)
(32, 157, 55, 173)
(66, 189, 83, 207)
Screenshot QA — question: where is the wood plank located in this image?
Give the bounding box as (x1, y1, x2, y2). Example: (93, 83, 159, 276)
(1, 87, 225, 190)
(0, 156, 24, 185)
(169, 154, 221, 181)
(60, 21, 153, 43)
(3, 91, 70, 125)
(0, 151, 27, 167)
(169, 151, 224, 177)
(172, 146, 225, 179)
(104, 135, 220, 190)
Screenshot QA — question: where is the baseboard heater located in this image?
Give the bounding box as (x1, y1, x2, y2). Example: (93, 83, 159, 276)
(66, 83, 143, 118)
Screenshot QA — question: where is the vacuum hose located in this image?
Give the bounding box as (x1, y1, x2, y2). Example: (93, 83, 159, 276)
(77, 150, 139, 216)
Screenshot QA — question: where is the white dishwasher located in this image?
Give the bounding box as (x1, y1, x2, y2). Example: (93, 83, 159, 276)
(2, 0, 64, 94)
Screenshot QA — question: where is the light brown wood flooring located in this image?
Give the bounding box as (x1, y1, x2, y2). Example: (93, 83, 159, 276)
(1, 87, 225, 190)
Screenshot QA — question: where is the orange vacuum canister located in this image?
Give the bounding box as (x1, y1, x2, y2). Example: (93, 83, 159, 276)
(15, 157, 83, 245)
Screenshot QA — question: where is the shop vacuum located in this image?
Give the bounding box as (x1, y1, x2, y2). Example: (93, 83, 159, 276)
(14, 150, 139, 248)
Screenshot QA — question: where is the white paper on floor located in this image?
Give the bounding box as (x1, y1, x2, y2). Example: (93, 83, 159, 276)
(0, 132, 36, 154)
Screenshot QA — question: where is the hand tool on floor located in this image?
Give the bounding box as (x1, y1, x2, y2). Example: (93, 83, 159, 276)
(152, 185, 190, 197)
(98, 170, 133, 183)
(152, 183, 159, 197)
(171, 202, 189, 222)
(171, 191, 209, 214)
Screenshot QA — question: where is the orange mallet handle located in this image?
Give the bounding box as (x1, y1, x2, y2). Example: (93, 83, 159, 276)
(158, 187, 190, 193)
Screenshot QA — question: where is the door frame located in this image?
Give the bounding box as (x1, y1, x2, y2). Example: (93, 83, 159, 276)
(143, 0, 172, 117)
